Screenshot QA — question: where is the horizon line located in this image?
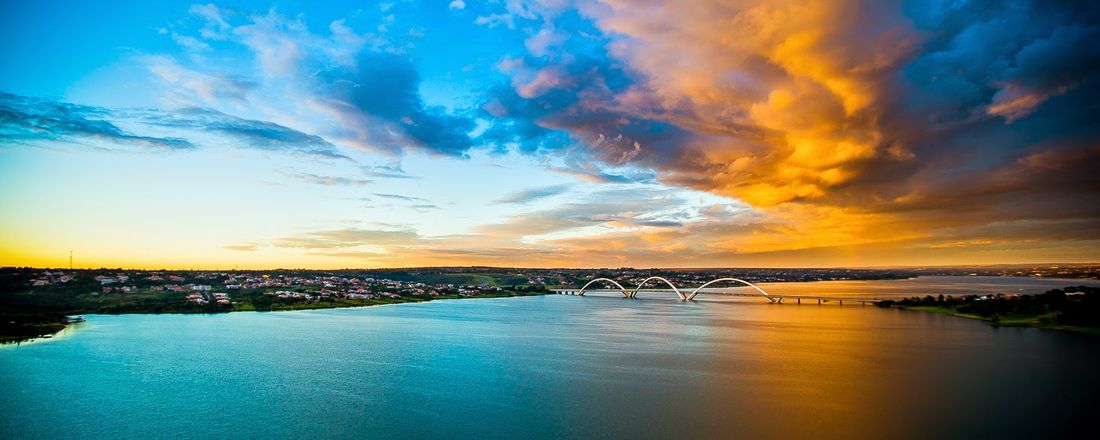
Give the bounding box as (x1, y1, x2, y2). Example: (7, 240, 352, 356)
(6, 262, 1099, 272)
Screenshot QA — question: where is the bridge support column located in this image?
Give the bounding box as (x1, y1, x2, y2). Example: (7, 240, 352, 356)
(797, 298, 800, 305)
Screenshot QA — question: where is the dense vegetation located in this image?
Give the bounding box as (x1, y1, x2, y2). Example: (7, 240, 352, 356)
(0, 312, 70, 344)
(877, 286, 1100, 333)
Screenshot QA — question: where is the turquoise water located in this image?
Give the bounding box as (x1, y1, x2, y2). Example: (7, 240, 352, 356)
(2, 277, 1098, 439)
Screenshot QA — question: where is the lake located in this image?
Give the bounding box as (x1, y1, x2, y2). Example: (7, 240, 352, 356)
(2, 276, 1098, 439)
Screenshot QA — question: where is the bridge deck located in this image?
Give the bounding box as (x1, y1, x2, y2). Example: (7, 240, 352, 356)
(550, 288, 883, 304)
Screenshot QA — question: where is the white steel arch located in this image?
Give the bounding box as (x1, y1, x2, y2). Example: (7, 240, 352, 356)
(631, 276, 685, 300)
(578, 278, 630, 297)
(685, 278, 772, 301)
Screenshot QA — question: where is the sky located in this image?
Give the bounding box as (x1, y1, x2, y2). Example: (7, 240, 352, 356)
(1, 0, 1098, 269)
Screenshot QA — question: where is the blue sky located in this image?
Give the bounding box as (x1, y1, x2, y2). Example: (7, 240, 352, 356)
(1, 0, 1098, 268)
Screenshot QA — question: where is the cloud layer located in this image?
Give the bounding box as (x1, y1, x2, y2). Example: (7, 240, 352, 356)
(3, 1, 1097, 267)
(466, 0, 1100, 258)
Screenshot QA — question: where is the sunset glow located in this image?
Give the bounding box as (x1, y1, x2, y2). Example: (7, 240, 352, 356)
(2, 0, 1098, 269)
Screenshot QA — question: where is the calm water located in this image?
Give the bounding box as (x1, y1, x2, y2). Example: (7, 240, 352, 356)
(2, 277, 1098, 439)
(752, 275, 1100, 298)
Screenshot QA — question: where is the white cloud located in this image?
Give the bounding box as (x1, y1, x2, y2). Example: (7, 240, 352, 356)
(189, 3, 231, 40)
(475, 13, 515, 29)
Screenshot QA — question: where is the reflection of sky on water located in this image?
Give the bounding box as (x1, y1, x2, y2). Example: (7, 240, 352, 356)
(595, 276, 1100, 300)
(2, 287, 1097, 439)
(755, 275, 1100, 298)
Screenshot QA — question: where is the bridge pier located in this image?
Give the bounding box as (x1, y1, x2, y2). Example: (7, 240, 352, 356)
(796, 297, 800, 305)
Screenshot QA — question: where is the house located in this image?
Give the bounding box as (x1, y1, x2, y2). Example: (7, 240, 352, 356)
(212, 292, 231, 305)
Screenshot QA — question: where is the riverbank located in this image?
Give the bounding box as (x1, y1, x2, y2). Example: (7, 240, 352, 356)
(878, 286, 1100, 335)
(904, 305, 1100, 335)
(228, 290, 543, 312)
(0, 291, 547, 344)
(0, 313, 72, 344)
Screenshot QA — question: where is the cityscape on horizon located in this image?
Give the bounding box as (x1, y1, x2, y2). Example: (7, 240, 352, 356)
(7, 262, 1100, 272)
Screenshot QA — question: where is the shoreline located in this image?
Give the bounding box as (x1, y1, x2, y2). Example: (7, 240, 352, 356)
(0, 321, 88, 348)
(9, 276, 1100, 343)
(1, 291, 547, 345)
(902, 305, 1100, 336)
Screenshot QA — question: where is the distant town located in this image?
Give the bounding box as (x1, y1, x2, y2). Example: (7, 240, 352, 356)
(5, 263, 1098, 309)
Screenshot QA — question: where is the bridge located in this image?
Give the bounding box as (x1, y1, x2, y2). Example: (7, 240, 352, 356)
(551, 277, 882, 305)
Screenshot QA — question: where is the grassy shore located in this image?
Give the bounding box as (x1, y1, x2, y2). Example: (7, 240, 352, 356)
(905, 305, 1100, 335)
(229, 290, 543, 312)
(879, 286, 1100, 335)
(0, 313, 71, 344)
